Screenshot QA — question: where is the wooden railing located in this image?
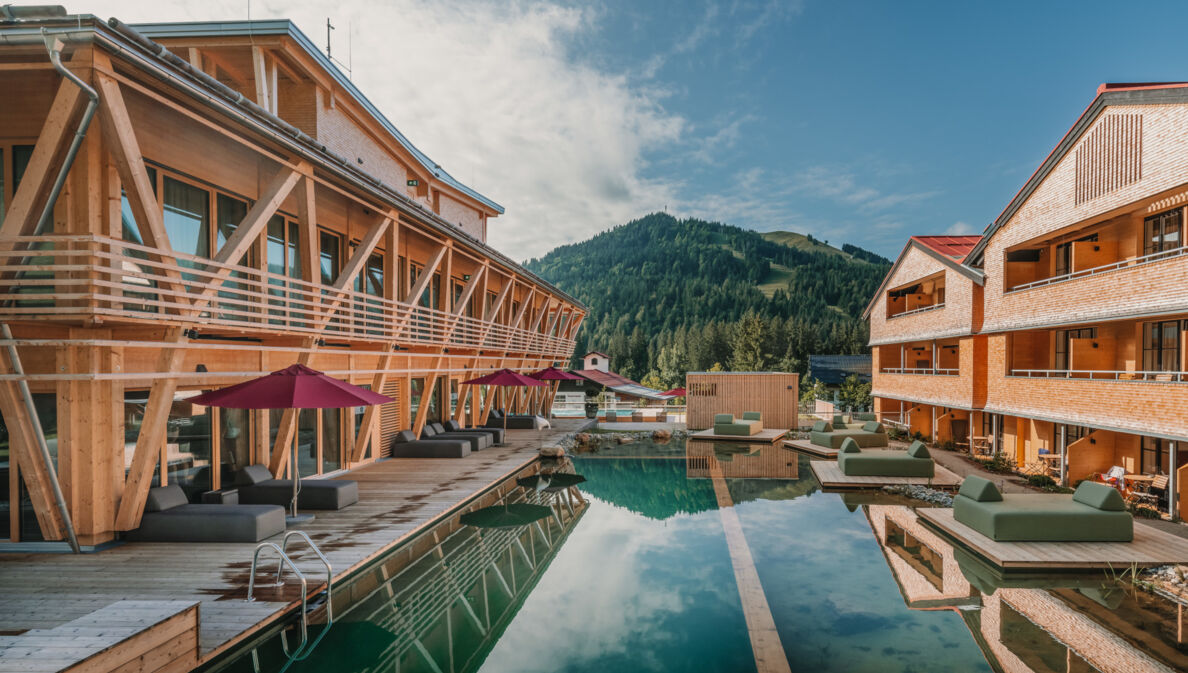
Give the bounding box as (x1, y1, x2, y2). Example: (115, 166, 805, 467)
(887, 303, 944, 319)
(0, 234, 576, 359)
(1008, 368, 1188, 383)
(879, 367, 959, 376)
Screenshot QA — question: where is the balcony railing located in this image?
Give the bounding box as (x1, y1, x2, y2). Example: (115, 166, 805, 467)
(0, 234, 576, 359)
(879, 367, 959, 376)
(1006, 244, 1188, 293)
(1008, 368, 1188, 383)
(887, 303, 944, 319)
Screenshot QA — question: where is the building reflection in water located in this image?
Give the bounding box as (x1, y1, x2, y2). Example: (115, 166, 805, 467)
(861, 504, 1188, 673)
(685, 441, 800, 480)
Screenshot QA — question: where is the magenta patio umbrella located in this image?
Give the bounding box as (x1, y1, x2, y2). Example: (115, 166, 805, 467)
(527, 367, 584, 415)
(189, 364, 393, 521)
(462, 368, 547, 431)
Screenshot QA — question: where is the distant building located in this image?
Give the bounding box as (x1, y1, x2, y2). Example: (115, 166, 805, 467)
(808, 355, 872, 392)
(582, 351, 610, 372)
(557, 352, 670, 404)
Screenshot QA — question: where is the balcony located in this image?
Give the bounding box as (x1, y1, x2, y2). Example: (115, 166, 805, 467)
(0, 234, 575, 359)
(879, 367, 959, 376)
(1008, 369, 1188, 383)
(1006, 244, 1188, 293)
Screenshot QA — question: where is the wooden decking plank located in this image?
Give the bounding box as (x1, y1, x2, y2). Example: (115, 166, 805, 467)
(782, 439, 838, 459)
(690, 428, 788, 443)
(808, 461, 961, 490)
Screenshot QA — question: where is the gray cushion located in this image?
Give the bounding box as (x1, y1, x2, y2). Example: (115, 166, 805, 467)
(839, 438, 861, 454)
(390, 437, 470, 458)
(421, 424, 439, 437)
(145, 485, 188, 512)
(444, 420, 462, 432)
(812, 421, 832, 433)
(959, 475, 1003, 502)
(239, 479, 359, 510)
(129, 503, 285, 542)
(907, 441, 930, 459)
(1072, 481, 1126, 511)
(394, 430, 418, 443)
(235, 464, 276, 487)
(430, 422, 446, 434)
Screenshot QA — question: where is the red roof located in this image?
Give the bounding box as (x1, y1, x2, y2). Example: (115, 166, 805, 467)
(583, 351, 609, 359)
(574, 369, 636, 388)
(1097, 82, 1188, 94)
(911, 235, 982, 262)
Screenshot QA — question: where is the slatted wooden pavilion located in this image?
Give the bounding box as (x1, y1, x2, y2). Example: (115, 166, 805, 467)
(0, 10, 585, 548)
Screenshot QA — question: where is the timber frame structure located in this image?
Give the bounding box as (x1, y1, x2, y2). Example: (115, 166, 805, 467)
(0, 11, 585, 545)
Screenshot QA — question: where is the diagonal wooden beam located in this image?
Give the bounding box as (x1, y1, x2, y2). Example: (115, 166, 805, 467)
(295, 175, 319, 290)
(115, 328, 187, 529)
(0, 76, 84, 244)
(349, 349, 395, 463)
(190, 165, 302, 313)
(94, 69, 188, 306)
(0, 356, 67, 539)
(404, 245, 448, 305)
(411, 357, 444, 437)
(452, 264, 487, 318)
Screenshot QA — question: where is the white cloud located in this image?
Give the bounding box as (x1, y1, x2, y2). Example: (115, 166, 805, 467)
(90, 0, 689, 259)
(945, 220, 977, 235)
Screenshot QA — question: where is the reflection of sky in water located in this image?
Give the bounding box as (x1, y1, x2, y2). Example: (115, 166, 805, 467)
(478, 458, 755, 673)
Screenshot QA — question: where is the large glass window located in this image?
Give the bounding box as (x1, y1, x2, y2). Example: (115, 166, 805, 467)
(267, 216, 303, 326)
(1054, 327, 1096, 371)
(1054, 233, 1098, 277)
(297, 409, 318, 477)
(410, 377, 424, 427)
(119, 167, 160, 312)
(354, 252, 384, 336)
(1142, 320, 1182, 373)
(321, 409, 342, 474)
(164, 392, 213, 502)
(1144, 208, 1183, 255)
(3, 393, 56, 541)
(162, 177, 210, 289)
(219, 408, 252, 487)
(215, 194, 251, 320)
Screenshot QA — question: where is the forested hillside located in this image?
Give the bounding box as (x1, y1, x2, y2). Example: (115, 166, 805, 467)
(524, 213, 890, 389)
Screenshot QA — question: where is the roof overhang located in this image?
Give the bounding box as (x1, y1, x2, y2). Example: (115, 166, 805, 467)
(967, 85, 1188, 266)
(862, 239, 984, 319)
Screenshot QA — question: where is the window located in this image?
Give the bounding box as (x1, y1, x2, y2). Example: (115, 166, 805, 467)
(1059, 424, 1089, 444)
(267, 216, 304, 326)
(162, 176, 211, 276)
(319, 231, 342, 330)
(1054, 327, 1096, 371)
(1144, 208, 1183, 255)
(1142, 436, 1170, 475)
(1054, 234, 1098, 277)
(215, 194, 251, 320)
(354, 251, 385, 336)
(1142, 320, 1182, 372)
(591, 358, 598, 365)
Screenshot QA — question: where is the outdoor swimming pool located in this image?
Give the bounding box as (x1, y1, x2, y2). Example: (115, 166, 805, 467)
(216, 438, 1188, 673)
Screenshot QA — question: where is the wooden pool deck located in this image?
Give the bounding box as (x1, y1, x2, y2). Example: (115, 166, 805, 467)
(917, 507, 1188, 570)
(690, 428, 788, 443)
(0, 420, 592, 673)
(782, 439, 838, 458)
(809, 460, 962, 490)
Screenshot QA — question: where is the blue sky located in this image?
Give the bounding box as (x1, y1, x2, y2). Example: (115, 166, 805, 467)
(97, 0, 1188, 258)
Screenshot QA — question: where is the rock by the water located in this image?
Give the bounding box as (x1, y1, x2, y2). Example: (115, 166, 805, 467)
(615, 435, 632, 444)
(539, 445, 565, 458)
(574, 433, 592, 445)
(652, 429, 672, 442)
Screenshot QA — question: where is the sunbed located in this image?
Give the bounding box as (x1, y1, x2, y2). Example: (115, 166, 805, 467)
(421, 422, 492, 451)
(712, 413, 760, 436)
(391, 430, 470, 458)
(484, 409, 549, 430)
(809, 420, 888, 449)
(127, 484, 285, 542)
(444, 419, 505, 445)
(837, 438, 934, 477)
(234, 464, 359, 510)
(953, 475, 1133, 542)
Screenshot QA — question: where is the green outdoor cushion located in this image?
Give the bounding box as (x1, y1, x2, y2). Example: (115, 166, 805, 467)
(742, 411, 761, 421)
(714, 420, 759, 436)
(839, 438, 861, 453)
(1072, 481, 1126, 512)
(853, 413, 877, 422)
(833, 414, 847, 426)
(907, 441, 930, 459)
(861, 421, 884, 433)
(714, 413, 735, 424)
(958, 476, 1003, 502)
(838, 449, 934, 477)
(954, 493, 1133, 542)
(809, 429, 889, 449)
(811, 421, 832, 433)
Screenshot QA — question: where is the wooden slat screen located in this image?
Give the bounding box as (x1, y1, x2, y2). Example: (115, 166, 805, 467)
(685, 372, 799, 430)
(1075, 114, 1142, 205)
(379, 379, 402, 457)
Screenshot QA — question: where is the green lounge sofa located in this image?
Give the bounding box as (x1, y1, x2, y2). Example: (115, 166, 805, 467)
(713, 413, 760, 436)
(953, 475, 1133, 542)
(809, 420, 888, 449)
(741, 411, 763, 431)
(837, 438, 934, 478)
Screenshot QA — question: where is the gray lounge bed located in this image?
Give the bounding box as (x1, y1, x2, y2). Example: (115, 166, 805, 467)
(485, 409, 549, 430)
(391, 430, 470, 458)
(445, 419, 505, 445)
(127, 484, 285, 543)
(421, 422, 492, 451)
(234, 464, 359, 510)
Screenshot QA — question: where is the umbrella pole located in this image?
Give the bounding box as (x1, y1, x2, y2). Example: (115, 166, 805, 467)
(287, 412, 314, 525)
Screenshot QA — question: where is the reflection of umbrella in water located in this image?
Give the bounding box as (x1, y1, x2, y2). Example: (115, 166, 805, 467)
(460, 503, 553, 528)
(517, 473, 586, 493)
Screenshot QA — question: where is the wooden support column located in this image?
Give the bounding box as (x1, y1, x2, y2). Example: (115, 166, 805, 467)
(412, 358, 444, 437)
(0, 351, 67, 539)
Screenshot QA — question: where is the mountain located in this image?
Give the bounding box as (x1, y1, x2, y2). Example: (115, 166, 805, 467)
(523, 213, 890, 386)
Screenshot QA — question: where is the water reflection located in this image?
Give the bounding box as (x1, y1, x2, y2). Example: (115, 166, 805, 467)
(861, 504, 1188, 672)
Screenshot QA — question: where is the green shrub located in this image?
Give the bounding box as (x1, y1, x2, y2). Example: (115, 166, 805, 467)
(1129, 504, 1163, 519)
(1026, 474, 1056, 489)
(982, 453, 1014, 474)
(940, 440, 956, 452)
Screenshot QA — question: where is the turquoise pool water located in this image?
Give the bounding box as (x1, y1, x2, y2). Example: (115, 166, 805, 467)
(219, 438, 1188, 673)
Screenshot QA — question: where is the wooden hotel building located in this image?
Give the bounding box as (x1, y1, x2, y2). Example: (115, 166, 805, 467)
(0, 9, 585, 547)
(868, 82, 1188, 519)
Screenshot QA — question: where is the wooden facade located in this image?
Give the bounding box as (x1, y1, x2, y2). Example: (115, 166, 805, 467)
(0, 14, 584, 545)
(685, 372, 799, 431)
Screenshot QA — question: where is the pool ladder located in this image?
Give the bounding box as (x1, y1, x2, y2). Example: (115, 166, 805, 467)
(246, 531, 334, 661)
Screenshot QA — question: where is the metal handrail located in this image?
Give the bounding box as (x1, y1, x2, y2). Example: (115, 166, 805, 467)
(246, 543, 309, 657)
(880, 367, 959, 376)
(887, 303, 944, 319)
(1007, 244, 1188, 293)
(1008, 368, 1188, 383)
(277, 531, 334, 625)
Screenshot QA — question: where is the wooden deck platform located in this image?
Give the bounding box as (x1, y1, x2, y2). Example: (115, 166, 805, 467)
(809, 460, 962, 490)
(690, 428, 788, 443)
(0, 420, 592, 673)
(917, 507, 1188, 570)
(783, 439, 838, 458)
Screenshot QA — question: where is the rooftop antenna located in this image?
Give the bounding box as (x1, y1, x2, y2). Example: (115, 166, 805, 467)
(324, 16, 353, 79)
(325, 18, 333, 59)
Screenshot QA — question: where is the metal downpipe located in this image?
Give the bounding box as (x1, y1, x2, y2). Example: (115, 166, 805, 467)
(37, 28, 99, 235)
(1, 323, 79, 552)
